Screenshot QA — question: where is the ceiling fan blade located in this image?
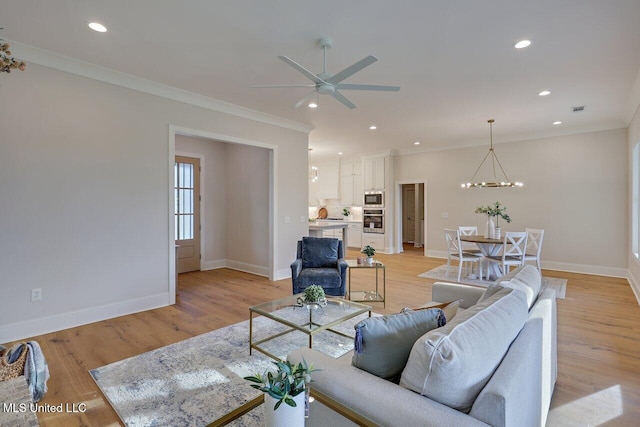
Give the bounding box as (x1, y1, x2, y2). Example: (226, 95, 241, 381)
(334, 83, 400, 91)
(251, 84, 316, 88)
(331, 90, 357, 109)
(294, 91, 317, 108)
(327, 55, 378, 84)
(278, 56, 326, 85)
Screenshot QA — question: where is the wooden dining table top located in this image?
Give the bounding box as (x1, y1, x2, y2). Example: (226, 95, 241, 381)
(459, 235, 503, 244)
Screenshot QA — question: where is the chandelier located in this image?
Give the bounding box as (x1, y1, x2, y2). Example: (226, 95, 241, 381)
(1, 40, 26, 73)
(461, 119, 523, 189)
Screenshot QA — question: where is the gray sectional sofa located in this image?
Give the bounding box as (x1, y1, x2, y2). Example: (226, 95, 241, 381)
(289, 265, 557, 427)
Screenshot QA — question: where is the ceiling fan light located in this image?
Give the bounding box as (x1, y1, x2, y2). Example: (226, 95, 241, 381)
(88, 22, 107, 32)
(515, 40, 531, 49)
(308, 102, 318, 109)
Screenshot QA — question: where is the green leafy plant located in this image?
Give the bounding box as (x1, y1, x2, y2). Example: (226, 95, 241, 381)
(361, 245, 376, 257)
(244, 359, 317, 410)
(342, 208, 351, 217)
(303, 285, 326, 303)
(475, 202, 512, 226)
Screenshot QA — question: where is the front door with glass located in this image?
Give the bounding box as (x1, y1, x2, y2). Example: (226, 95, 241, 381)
(175, 156, 201, 273)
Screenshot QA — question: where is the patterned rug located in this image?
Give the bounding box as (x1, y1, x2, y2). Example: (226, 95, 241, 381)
(90, 312, 369, 427)
(418, 264, 566, 299)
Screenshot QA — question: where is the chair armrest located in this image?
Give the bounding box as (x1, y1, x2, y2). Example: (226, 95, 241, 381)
(290, 259, 302, 279)
(432, 282, 486, 308)
(337, 258, 348, 274)
(337, 259, 348, 296)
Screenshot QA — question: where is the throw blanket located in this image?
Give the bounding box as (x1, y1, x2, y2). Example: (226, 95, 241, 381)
(4, 341, 50, 402)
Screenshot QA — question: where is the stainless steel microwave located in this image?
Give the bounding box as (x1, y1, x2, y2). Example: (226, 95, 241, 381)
(363, 190, 384, 207)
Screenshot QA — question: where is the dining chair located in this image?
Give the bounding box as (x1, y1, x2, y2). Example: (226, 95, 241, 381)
(524, 228, 544, 275)
(444, 229, 483, 282)
(485, 231, 528, 277)
(458, 226, 482, 274)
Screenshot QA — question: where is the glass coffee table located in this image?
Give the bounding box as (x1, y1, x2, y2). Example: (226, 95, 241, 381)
(249, 294, 372, 361)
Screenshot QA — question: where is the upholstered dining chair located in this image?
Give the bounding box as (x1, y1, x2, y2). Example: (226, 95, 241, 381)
(524, 228, 545, 275)
(485, 231, 528, 277)
(444, 229, 483, 282)
(290, 237, 348, 297)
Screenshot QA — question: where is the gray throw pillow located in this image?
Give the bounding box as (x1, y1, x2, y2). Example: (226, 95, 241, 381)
(352, 309, 445, 383)
(301, 237, 339, 268)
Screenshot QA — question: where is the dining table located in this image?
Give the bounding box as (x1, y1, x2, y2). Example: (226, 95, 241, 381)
(459, 235, 504, 280)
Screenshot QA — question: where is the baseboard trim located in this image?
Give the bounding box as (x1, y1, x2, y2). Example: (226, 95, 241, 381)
(0, 293, 169, 343)
(627, 271, 640, 305)
(201, 259, 226, 271)
(224, 260, 270, 278)
(425, 251, 628, 278)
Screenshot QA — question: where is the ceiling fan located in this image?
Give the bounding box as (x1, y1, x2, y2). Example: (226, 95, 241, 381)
(253, 37, 400, 109)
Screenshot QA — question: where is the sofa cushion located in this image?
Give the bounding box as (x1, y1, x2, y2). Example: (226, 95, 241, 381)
(499, 265, 542, 310)
(352, 309, 446, 382)
(402, 300, 461, 322)
(399, 287, 528, 413)
(301, 237, 339, 268)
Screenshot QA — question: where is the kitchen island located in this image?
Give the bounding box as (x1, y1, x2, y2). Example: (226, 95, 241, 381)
(308, 222, 349, 249)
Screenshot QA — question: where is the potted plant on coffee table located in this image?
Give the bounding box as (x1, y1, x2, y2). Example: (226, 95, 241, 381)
(298, 285, 327, 309)
(361, 245, 376, 265)
(244, 359, 317, 427)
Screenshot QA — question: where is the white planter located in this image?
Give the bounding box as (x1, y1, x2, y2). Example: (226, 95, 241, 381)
(366, 256, 374, 265)
(264, 393, 306, 427)
(494, 226, 502, 240)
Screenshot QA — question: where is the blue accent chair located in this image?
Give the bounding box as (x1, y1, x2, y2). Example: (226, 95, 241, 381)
(291, 237, 348, 297)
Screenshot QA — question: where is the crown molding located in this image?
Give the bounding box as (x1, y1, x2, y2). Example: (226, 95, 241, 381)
(8, 40, 314, 134)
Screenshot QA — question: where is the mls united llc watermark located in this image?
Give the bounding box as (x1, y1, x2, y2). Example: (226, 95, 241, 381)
(3, 402, 87, 413)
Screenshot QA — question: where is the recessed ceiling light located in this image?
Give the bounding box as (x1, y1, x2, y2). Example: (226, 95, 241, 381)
(414, 141, 420, 145)
(538, 90, 551, 96)
(369, 125, 377, 130)
(308, 102, 318, 109)
(514, 40, 531, 49)
(338, 152, 343, 155)
(88, 22, 107, 33)
(553, 121, 562, 125)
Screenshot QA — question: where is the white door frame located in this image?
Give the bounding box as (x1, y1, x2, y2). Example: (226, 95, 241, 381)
(167, 125, 278, 304)
(394, 180, 428, 256)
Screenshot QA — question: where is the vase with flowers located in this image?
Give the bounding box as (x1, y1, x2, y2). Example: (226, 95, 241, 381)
(475, 202, 512, 239)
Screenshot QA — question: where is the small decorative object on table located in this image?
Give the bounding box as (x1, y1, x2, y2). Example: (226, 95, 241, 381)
(244, 359, 317, 427)
(361, 245, 376, 265)
(475, 202, 512, 238)
(297, 285, 327, 310)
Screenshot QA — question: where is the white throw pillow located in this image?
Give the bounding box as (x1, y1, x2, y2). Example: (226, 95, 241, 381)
(399, 287, 528, 413)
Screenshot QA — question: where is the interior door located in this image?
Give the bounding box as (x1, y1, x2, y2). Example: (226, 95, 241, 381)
(403, 185, 416, 242)
(175, 156, 201, 273)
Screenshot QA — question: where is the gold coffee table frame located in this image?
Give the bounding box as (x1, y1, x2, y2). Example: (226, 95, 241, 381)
(249, 294, 372, 361)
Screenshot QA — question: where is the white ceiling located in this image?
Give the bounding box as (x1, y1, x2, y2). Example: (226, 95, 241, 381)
(3, 0, 640, 160)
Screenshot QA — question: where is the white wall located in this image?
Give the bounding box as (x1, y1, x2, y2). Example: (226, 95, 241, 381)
(395, 128, 628, 276)
(0, 63, 309, 342)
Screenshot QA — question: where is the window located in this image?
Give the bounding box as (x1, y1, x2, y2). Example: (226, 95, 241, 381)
(175, 160, 195, 240)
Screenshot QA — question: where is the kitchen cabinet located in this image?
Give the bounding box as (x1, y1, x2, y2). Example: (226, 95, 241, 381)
(347, 223, 362, 248)
(362, 156, 385, 190)
(316, 158, 340, 200)
(340, 159, 363, 206)
(362, 234, 385, 252)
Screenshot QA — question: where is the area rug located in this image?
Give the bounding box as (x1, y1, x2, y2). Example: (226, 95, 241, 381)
(90, 312, 369, 427)
(418, 264, 566, 299)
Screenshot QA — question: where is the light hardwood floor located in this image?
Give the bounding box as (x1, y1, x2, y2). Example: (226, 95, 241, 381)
(7, 248, 640, 426)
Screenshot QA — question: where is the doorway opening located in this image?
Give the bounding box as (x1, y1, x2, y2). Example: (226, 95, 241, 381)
(395, 181, 427, 255)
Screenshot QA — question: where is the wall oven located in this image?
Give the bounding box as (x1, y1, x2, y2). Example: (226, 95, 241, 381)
(363, 209, 384, 234)
(363, 190, 384, 208)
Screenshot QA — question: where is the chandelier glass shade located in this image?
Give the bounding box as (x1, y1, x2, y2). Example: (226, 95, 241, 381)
(461, 119, 523, 189)
(0, 41, 26, 73)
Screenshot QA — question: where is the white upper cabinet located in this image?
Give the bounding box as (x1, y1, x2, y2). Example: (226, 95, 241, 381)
(340, 159, 363, 206)
(362, 156, 385, 190)
(315, 158, 340, 201)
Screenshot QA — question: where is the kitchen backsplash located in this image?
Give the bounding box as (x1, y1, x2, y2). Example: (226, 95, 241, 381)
(309, 206, 362, 221)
